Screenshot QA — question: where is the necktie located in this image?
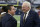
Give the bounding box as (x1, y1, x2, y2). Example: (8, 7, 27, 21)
(23, 13, 26, 24)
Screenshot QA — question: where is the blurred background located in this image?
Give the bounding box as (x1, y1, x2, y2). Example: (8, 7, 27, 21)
(0, 0, 40, 27)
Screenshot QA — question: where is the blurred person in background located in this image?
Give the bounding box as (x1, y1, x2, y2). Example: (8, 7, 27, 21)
(1, 6, 6, 15)
(2, 5, 17, 27)
(34, 5, 40, 13)
(20, 1, 40, 27)
(0, 6, 8, 27)
(34, 5, 40, 18)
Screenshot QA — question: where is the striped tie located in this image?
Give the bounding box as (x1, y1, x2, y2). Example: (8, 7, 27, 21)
(23, 13, 26, 24)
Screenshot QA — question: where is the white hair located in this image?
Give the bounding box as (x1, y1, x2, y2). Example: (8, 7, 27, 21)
(23, 1, 31, 9)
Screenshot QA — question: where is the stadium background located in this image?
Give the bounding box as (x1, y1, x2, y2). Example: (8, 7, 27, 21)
(0, 0, 40, 27)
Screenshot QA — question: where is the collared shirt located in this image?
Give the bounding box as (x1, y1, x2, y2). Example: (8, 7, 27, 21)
(24, 10, 30, 20)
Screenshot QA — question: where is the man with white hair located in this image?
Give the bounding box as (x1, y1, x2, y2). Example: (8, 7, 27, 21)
(20, 1, 40, 27)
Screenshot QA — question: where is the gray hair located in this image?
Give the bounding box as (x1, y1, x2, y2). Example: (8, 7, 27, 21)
(23, 1, 31, 9)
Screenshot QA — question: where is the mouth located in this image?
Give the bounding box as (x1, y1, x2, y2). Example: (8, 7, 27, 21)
(22, 9, 26, 11)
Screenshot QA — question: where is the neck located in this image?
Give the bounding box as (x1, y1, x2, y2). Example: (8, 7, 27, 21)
(8, 12, 13, 16)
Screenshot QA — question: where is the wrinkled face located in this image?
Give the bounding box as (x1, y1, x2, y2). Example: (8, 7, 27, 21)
(22, 3, 30, 13)
(8, 6, 16, 15)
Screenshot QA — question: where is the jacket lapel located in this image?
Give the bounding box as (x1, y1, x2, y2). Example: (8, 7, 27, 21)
(25, 10, 32, 22)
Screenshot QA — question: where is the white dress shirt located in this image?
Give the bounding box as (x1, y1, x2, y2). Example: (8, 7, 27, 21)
(24, 10, 30, 20)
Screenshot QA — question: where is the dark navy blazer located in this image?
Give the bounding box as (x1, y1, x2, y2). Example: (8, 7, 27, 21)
(20, 10, 40, 27)
(2, 13, 17, 27)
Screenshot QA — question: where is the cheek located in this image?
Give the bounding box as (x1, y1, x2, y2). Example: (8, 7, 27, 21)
(12, 10, 15, 14)
(26, 8, 29, 10)
(12, 10, 14, 12)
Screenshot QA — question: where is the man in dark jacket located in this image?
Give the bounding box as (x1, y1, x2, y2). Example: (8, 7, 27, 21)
(2, 5, 17, 27)
(20, 1, 40, 27)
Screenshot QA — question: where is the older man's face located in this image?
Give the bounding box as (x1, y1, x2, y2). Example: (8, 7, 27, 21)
(22, 3, 30, 13)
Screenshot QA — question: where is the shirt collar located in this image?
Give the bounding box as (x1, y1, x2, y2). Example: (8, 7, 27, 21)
(26, 10, 30, 14)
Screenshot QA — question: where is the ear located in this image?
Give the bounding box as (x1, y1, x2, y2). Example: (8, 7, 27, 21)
(8, 10, 10, 12)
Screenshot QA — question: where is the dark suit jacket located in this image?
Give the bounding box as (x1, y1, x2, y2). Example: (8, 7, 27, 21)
(2, 13, 17, 27)
(20, 10, 40, 27)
